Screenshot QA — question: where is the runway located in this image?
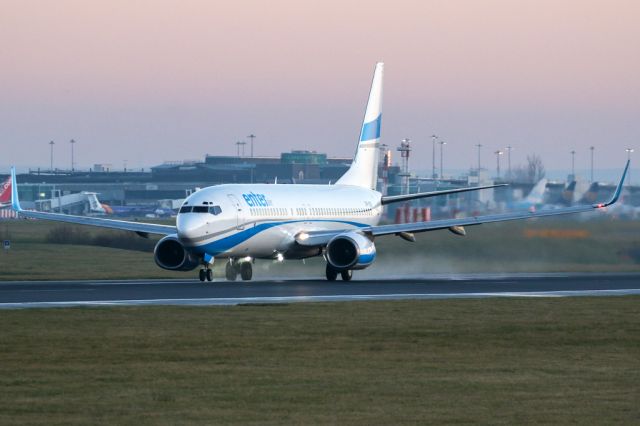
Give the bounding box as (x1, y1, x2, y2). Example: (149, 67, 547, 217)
(1, 272, 639, 308)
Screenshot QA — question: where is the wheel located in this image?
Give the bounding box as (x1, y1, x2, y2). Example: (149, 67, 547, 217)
(326, 264, 338, 281)
(240, 262, 253, 281)
(225, 261, 237, 281)
(206, 268, 213, 282)
(199, 269, 206, 282)
(341, 270, 353, 281)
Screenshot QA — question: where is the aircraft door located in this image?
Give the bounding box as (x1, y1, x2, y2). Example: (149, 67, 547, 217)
(227, 194, 245, 230)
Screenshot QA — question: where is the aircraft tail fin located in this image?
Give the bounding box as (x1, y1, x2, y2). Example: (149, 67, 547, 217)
(562, 180, 576, 205)
(525, 178, 547, 204)
(0, 176, 11, 204)
(336, 62, 383, 190)
(10, 167, 21, 211)
(580, 181, 600, 204)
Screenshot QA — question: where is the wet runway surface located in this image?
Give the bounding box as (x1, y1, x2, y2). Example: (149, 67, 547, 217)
(1, 272, 639, 308)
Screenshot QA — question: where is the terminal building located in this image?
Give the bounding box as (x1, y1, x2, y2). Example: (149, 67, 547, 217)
(2, 149, 633, 220)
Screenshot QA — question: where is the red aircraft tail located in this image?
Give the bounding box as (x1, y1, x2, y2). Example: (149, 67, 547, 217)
(0, 177, 11, 204)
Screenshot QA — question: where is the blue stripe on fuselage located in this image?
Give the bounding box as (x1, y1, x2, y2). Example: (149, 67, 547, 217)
(359, 114, 381, 141)
(187, 220, 369, 256)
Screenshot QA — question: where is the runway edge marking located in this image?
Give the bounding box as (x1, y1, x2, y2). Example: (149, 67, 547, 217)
(1, 289, 640, 309)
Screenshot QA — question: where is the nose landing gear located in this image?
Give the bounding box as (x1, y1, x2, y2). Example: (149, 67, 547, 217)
(199, 267, 213, 282)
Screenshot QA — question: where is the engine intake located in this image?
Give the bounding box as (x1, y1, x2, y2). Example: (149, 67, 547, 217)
(326, 232, 376, 270)
(154, 235, 200, 271)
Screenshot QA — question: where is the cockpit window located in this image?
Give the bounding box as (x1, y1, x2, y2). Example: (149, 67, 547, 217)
(180, 204, 222, 214)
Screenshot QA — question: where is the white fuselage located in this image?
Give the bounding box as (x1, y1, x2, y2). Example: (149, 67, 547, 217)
(176, 184, 382, 260)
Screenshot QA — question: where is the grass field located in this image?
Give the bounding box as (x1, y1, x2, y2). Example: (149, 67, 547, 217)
(1, 216, 639, 280)
(0, 297, 638, 424)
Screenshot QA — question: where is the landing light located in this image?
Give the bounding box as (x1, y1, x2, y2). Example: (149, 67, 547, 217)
(276, 253, 284, 262)
(298, 232, 310, 241)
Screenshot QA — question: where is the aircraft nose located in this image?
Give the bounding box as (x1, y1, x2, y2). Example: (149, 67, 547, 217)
(177, 215, 204, 241)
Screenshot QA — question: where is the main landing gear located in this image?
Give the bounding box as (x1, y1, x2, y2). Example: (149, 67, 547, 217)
(198, 267, 213, 282)
(325, 264, 353, 282)
(225, 259, 253, 281)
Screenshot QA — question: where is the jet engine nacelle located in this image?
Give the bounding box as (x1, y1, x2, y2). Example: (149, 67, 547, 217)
(154, 234, 200, 271)
(326, 232, 376, 270)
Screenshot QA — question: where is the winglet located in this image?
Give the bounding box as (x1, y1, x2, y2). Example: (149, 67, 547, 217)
(599, 160, 629, 207)
(10, 167, 22, 211)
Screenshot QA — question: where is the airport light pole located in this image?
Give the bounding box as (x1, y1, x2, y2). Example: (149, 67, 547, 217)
(439, 140, 446, 180)
(626, 148, 634, 186)
(70, 139, 76, 172)
(506, 145, 513, 180)
(495, 150, 503, 179)
(247, 134, 256, 158)
(570, 150, 576, 178)
(236, 140, 246, 157)
(431, 134, 437, 179)
(49, 140, 55, 171)
(590, 146, 594, 183)
(476, 144, 482, 172)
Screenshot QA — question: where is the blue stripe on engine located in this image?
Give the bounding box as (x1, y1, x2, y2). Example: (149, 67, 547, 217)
(358, 252, 376, 264)
(189, 220, 369, 256)
(359, 114, 382, 141)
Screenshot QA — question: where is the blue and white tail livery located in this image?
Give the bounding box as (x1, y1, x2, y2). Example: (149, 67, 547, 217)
(8, 63, 629, 281)
(336, 62, 383, 190)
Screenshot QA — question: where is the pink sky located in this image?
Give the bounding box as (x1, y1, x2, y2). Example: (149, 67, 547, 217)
(1, 0, 639, 173)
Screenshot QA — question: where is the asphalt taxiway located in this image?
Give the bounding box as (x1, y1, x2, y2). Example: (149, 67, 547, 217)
(1, 272, 639, 308)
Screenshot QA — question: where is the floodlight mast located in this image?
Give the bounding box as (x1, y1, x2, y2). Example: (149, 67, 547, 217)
(626, 148, 634, 186)
(49, 140, 55, 171)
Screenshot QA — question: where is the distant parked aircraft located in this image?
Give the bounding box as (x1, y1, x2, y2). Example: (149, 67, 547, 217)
(508, 178, 548, 211)
(0, 176, 11, 207)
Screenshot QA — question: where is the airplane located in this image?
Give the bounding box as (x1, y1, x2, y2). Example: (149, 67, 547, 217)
(577, 182, 600, 205)
(9, 63, 629, 282)
(506, 178, 548, 212)
(0, 176, 11, 207)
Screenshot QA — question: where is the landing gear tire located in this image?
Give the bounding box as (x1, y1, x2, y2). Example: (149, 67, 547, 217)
(341, 270, 353, 282)
(206, 268, 213, 282)
(225, 261, 237, 281)
(326, 264, 338, 281)
(240, 262, 253, 281)
(199, 269, 206, 282)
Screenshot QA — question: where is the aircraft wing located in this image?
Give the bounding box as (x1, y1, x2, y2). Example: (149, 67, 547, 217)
(380, 183, 506, 205)
(9, 167, 176, 236)
(366, 203, 601, 237)
(296, 161, 628, 246)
